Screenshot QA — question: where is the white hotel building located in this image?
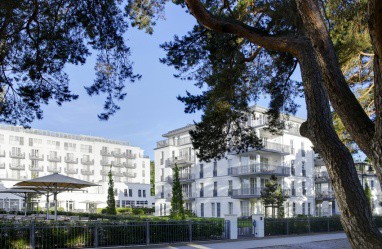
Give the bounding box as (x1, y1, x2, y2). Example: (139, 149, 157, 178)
(0, 125, 154, 212)
(154, 106, 382, 218)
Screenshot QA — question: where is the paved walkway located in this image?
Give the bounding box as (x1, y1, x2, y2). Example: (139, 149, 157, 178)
(120, 232, 348, 249)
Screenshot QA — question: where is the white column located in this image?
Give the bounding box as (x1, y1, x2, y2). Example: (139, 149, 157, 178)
(224, 214, 238, 240)
(252, 213, 265, 238)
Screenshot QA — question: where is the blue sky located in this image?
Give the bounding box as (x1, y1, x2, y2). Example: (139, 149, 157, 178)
(31, 4, 307, 159)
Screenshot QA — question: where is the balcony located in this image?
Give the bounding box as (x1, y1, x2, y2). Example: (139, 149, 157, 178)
(64, 157, 78, 164)
(29, 165, 44, 171)
(235, 141, 290, 156)
(81, 158, 94, 165)
(180, 174, 195, 182)
(0, 163, 5, 169)
(81, 169, 94, 175)
(29, 153, 44, 161)
(229, 163, 290, 177)
(124, 162, 136, 169)
(100, 160, 110, 166)
(9, 164, 25, 170)
(113, 171, 124, 177)
(47, 155, 61, 162)
(10, 151, 25, 159)
(112, 151, 126, 158)
(156, 139, 175, 148)
(100, 169, 113, 176)
(111, 161, 124, 168)
(178, 137, 192, 146)
(126, 153, 136, 159)
(232, 188, 290, 199)
(314, 171, 330, 183)
(166, 192, 196, 201)
(0, 150, 5, 157)
(166, 156, 195, 168)
(64, 168, 78, 174)
(231, 188, 263, 199)
(315, 191, 336, 201)
(124, 172, 137, 178)
(47, 166, 61, 173)
(100, 149, 112, 157)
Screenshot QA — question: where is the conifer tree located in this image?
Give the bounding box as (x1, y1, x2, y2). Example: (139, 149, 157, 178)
(170, 163, 185, 220)
(261, 175, 285, 218)
(106, 166, 117, 215)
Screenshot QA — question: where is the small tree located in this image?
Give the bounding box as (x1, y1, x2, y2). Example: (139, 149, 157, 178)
(365, 182, 372, 209)
(170, 163, 185, 220)
(150, 161, 155, 196)
(106, 166, 117, 215)
(261, 175, 285, 218)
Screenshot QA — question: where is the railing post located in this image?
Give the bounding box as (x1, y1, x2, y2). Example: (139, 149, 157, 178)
(30, 220, 35, 249)
(188, 220, 192, 242)
(286, 219, 289, 235)
(146, 219, 150, 245)
(327, 217, 330, 232)
(94, 222, 99, 248)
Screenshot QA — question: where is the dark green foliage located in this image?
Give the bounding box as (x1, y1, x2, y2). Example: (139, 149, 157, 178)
(0, 0, 145, 126)
(106, 168, 117, 215)
(150, 161, 155, 196)
(365, 182, 372, 207)
(170, 164, 185, 220)
(161, 4, 302, 161)
(261, 175, 286, 218)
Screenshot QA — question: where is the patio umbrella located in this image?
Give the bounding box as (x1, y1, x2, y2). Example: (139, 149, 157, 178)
(0, 188, 38, 216)
(15, 173, 99, 220)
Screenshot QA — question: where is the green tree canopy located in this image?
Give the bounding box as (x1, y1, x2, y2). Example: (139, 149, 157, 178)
(170, 163, 185, 220)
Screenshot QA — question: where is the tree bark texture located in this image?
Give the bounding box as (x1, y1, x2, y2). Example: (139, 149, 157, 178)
(298, 46, 382, 248)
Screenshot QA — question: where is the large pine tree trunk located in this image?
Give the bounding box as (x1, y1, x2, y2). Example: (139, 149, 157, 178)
(298, 46, 382, 248)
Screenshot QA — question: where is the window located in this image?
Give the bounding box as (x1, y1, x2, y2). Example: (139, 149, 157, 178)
(292, 202, 296, 216)
(290, 140, 294, 154)
(213, 161, 217, 177)
(47, 140, 60, 149)
(138, 190, 142, 197)
(124, 189, 128, 197)
(216, 203, 221, 217)
(301, 142, 306, 157)
(10, 136, 24, 146)
(129, 189, 133, 197)
(291, 160, 295, 176)
(308, 203, 311, 216)
(114, 188, 118, 196)
(371, 180, 375, 189)
(286, 202, 290, 217)
(302, 181, 306, 196)
(161, 168, 165, 182)
(29, 138, 42, 147)
(0, 134, 4, 144)
(64, 142, 76, 151)
(142, 170, 146, 177)
(143, 190, 146, 197)
(201, 203, 204, 217)
(199, 164, 204, 178)
(142, 161, 146, 168)
(228, 180, 233, 196)
(228, 202, 233, 215)
(81, 144, 92, 153)
(302, 161, 306, 177)
(164, 203, 167, 216)
(291, 181, 296, 196)
(200, 183, 204, 197)
(213, 182, 218, 197)
(302, 202, 306, 215)
(241, 201, 250, 217)
(160, 151, 164, 165)
(211, 203, 215, 217)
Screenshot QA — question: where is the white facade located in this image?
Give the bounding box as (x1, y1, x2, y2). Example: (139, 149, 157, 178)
(0, 125, 154, 212)
(154, 106, 316, 218)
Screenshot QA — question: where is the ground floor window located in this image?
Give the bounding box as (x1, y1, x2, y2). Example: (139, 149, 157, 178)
(241, 201, 250, 217)
(200, 203, 204, 217)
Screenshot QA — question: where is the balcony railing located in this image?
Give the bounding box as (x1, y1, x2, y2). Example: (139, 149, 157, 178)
(29, 154, 44, 160)
(166, 156, 195, 167)
(64, 157, 78, 164)
(166, 192, 196, 201)
(81, 169, 94, 175)
(64, 168, 78, 174)
(180, 174, 195, 182)
(113, 171, 124, 177)
(232, 188, 290, 199)
(0, 163, 5, 169)
(124, 162, 136, 169)
(29, 165, 44, 171)
(177, 137, 192, 146)
(0, 150, 5, 157)
(126, 153, 136, 159)
(100, 149, 112, 157)
(47, 166, 61, 173)
(47, 155, 61, 162)
(10, 151, 25, 159)
(100, 169, 112, 176)
(81, 158, 94, 165)
(111, 161, 124, 168)
(315, 191, 335, 201)
(229, 164, 290, 176)
(9, 164, 25, 170)
(100, 160, 110, 166)
(112, 151, 126, 158)
(156, 139, 175, 148)
(262, 141, 291, 154)
(314, 171, 330, 182)
(124, 172, 137, 178)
